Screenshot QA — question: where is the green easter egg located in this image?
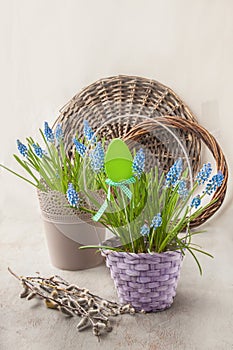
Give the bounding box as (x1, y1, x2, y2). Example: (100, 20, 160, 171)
(105, 139, 133, 182)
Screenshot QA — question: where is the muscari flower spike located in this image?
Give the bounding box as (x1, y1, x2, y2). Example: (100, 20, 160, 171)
(66, 183, 80, 207)
(83, 120, 96, 144)
(132, 148, 145, 178)
(191, 195, 201, 209)
(204, 171, 224, 195)
(178, 179, 188, 197)
(44, 122, 54, 143)
(140, 224, 150, 236)
(165, 158, 183, 187)
(73, 138, 87, 158)
(17, 140, 28, 157)
(90, 142, 104, 173)
(196, 163, 212, 185)
(150, 213, 162, 229)
(32, 144, 43, 158)
(55, 124, 63, 143)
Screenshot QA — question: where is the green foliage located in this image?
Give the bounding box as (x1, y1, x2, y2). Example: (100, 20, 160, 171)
(80, 156, 221, 274)
(0, 127, 82, 194)
(1, 121, 223, 275)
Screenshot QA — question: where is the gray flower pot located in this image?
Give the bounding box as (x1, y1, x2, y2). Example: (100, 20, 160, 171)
(43, 219, 105, 271)
(37, 189, 105, 271)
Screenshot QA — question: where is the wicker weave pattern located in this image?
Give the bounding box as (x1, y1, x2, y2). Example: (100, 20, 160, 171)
(53, 75, 201, 173)
(102, 250, 183, 312)
(124, 116, 228, 228)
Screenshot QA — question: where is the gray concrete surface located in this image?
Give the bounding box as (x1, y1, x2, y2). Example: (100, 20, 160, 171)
(1, 207, 233, 350)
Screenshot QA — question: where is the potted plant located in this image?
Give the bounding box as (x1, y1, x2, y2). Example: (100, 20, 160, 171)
(67, 137, 224, 311)
(0, 121, 105, 270)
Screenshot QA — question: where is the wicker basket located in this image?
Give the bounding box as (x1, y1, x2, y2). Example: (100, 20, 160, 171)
(124, 116, 228, 228)
(53, 75, 201, 175)
(102, 249, 183, 312)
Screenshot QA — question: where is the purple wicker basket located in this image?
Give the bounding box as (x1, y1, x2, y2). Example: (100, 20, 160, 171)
(102, 249, 183, 312)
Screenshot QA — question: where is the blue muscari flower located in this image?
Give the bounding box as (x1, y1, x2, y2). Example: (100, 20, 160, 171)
(132, 148, 145, 178)
(73, 138, 87, 158)
(55, 124, 63, 143)
(178, 180, 188, 197)
(32, 144, 43, 158)
(165, 158, 183, 187)
(66, 183, 80, 207)
(196, 163, 212, 185)
(83, 120, 96, 143)
(17, 140, 28, 157)
(150, 213, 162, 229)
(90, 142, 104, 173)
(204, 171, 224, 195)
(140, 224, 150, 236)
(190, 195, 201, 209)
(44, 122, 54, 143)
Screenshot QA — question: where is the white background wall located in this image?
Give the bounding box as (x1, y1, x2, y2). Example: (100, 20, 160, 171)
(0, 0, 232, 222)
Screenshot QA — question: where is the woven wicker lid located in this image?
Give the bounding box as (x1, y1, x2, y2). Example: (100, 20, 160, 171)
(53, 75, 201, 173)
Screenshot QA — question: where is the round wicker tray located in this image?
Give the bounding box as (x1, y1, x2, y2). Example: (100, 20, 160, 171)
(124, 116, 228, 228)
(53, 75, 201, 174)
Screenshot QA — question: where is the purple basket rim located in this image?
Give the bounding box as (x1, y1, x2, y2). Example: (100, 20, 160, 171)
(101, 249, 183, 259)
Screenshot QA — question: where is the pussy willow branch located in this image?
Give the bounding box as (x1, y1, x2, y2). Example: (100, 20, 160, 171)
(8, 267, 137, 340)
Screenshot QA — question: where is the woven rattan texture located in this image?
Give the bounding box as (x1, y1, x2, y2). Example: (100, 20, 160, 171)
(102, 250, 183, 312)
(124, 116, 228, 228)
(53, 75, 201, 174)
